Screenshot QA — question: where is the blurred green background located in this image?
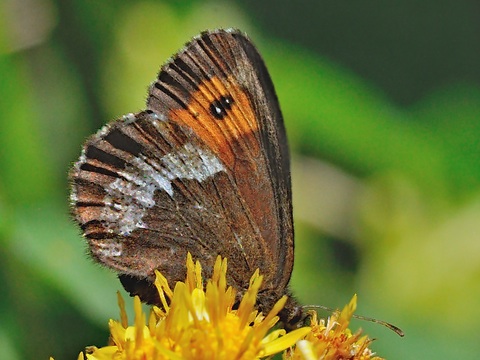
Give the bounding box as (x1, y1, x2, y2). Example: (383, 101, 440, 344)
(1, 0, 479, 359)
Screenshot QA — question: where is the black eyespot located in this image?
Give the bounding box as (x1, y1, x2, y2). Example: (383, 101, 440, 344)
(209, 95, 234, 120)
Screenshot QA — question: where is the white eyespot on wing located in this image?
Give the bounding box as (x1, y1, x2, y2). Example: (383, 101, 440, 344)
(99, 143, 225, 236)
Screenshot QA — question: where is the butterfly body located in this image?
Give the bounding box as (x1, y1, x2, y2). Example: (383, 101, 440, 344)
(70, 29, 300, 326)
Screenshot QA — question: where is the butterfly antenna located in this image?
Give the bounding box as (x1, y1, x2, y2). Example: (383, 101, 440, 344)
(304, 304, 404, 337)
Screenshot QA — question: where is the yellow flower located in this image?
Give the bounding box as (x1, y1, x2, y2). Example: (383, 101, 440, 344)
(285, 295, 383, 360)
(72, 254, 388, 360)
(82, 253, 310, 360)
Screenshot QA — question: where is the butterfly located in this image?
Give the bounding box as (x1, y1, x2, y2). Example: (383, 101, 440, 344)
(69, 28, 302, 327)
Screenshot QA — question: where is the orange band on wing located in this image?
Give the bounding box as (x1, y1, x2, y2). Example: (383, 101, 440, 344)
(169, 76, 260, 168)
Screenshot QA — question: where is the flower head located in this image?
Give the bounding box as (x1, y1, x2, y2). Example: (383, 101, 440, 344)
(83, 253, 310, 360)
(285, 295, 383, 360)
(76, 255, 386, 360)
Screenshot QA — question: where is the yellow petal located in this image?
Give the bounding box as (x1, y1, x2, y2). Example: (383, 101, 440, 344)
(262, 327, 311, 356)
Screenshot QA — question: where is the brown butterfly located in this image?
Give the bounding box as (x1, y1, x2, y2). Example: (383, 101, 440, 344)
(69, 29, 302, 327)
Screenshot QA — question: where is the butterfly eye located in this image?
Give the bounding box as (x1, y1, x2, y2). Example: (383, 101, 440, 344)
(209, 95, 234, 120)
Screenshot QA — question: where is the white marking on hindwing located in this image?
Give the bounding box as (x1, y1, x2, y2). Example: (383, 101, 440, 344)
(100, 142, 225, 236)
(122, 113, 137, 124)
(94, 241, 123, 258)
(69, 185, 78, 203)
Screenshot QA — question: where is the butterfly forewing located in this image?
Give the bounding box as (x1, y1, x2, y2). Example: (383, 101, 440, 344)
(148, 30, 294, 290)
